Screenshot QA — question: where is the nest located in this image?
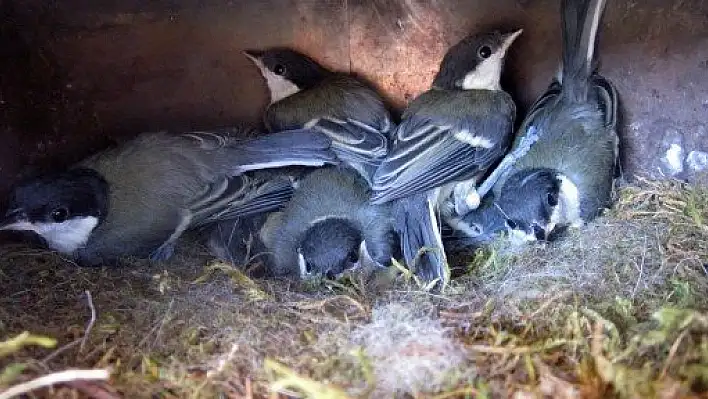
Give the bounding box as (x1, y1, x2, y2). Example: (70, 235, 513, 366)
(1, 178, 707, 399)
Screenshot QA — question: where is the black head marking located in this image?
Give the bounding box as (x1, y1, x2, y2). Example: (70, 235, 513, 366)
(497, 168, 562, 232)
(433, 30, 520, 90)
(246, 48, 331, 90)
(298, 217, 362, 278)
(5, 168, 109, 224)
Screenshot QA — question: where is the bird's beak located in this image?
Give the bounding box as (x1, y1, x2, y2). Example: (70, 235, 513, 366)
(501, 29, 523, 52)
(242, 49, 263, 63)
(0, 210, 33, 232)
(544, 222, 556, 240)
(532, 223, 547, 241)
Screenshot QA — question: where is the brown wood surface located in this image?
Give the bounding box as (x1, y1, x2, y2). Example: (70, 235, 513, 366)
(1, 0, 707, 201)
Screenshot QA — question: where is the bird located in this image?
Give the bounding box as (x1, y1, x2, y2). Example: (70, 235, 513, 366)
(369, 29, 522, 284)
(209, 166, 397, 280)
(450, 0, 619, 246)
(243, 47, 392, 133)
(443, 169, 552, 249)
(243, 47, 391, 185)
(203, 47, 398, 278)
(0, 128, 338, 266)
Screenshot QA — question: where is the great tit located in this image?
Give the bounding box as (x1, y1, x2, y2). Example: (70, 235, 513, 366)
(209, 166, 396, 280)
(370, 29, 522, 283)
(244, 47, 391, 133)
(453, 0, 619, 245)
(244, 48, 391, 184)
(205, 49, 394, 276)
(444, 169, 553, 249)
(0, 128, 338, 266)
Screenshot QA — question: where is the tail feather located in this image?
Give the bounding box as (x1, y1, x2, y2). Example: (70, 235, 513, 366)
(560, 0, 608, 101)
(233, 129, 339, 173)
(393, 193, 449, 287)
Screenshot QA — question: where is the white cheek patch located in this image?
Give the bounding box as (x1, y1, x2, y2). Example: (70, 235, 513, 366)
(461, 29, 521, 92)
(445, 216, 483, 238)
(356, 240, 386, 270)
(549, 175, 582, 229)
(246, 56, 300, 103)
(507, 227, 537, 247)
(263, 69, 300, 103)
(462, 52, 504, 91)
(297, 250, 310, 279)
(0, 217, 98, 254)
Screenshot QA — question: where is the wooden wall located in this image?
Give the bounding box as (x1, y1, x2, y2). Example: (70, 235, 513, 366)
(1, 0, 707, 200)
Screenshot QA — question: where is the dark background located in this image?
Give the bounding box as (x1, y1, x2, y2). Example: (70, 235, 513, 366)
(1, 0, 707, 206)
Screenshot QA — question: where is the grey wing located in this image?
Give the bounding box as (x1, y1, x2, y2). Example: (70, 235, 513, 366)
(189, 174, 295, 227)
(310, 117, 390, 184)
(591, 74, 620, 167)
(370, 114, 512, 204)
(513, 81, 562, 149)
(181, 128, 339, 173)
(393, 193, 448, 285)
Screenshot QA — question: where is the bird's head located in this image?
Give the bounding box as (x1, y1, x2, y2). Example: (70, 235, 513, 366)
(433, 29, 522, 91)
(243, 48, 331, 103)
(296, 216, 376, 280)
(495, 168, 576, 244)
(0, 168, 108, 255)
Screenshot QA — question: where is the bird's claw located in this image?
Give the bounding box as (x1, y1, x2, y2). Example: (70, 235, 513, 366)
(150, 242, 176, 262)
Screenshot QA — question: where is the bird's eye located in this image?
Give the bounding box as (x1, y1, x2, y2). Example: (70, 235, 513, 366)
(505, 218, 518, 230)
(273, 64, 286, 76)
(50, 207, 69, 223)
(546, 192, 559, 207)
(478, 45, 492, 59)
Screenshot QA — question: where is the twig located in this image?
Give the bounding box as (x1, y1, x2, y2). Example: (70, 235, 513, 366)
(0, 369, 109, 399)
(631, 238, 648, 299)
(81, 290, 97, 353)
(432, 387, 480, 399)
(207, 343, 239, 378)
(660, 328, 690, 379)
(467, 339, 571, 355)
(41, 338, 81, 366)
(138, 299, 174, 349)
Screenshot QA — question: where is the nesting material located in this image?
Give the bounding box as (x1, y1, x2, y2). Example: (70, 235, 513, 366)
(0, 179, 707, 398)
(347, 302, 467, 396)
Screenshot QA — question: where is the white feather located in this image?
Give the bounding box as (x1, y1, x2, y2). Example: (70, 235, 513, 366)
(246, 56, 300, 103)
(452, 130, 493, 148)
(0, 217, 98, 254)
(549, 175, 582, 229)
(462, 29, 522, 91)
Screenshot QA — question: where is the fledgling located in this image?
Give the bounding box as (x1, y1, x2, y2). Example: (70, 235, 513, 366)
(452, 0, 619, 247)
(244, 48, 391, 184)
(219, 167, 397, 280)
(205, 48, 397, 277)
(370, 29, 522, 284)
(0, 128, 338, 266)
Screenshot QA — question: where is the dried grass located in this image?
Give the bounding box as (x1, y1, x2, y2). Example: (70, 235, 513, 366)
(1, 179, 707, 399)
